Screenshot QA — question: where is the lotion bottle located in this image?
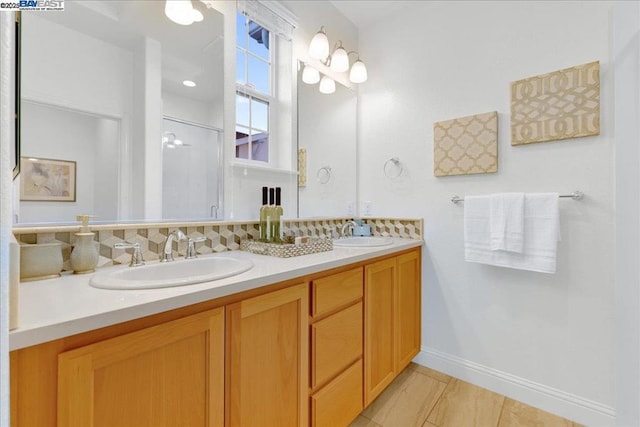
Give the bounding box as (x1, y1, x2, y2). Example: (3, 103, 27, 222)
(70, 215, 99, 274)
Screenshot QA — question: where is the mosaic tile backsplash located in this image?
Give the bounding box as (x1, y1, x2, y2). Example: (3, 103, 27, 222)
(14, 217, 423, 271)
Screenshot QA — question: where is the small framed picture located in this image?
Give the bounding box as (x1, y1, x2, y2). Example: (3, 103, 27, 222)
(20, 157, 76, 202)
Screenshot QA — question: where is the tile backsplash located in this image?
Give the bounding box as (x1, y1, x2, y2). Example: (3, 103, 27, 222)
(14, 217, 423, 271)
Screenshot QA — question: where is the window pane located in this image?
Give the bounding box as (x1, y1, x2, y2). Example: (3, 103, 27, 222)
(236, 93, 250, 127)
(236, 125, 250, 160)
(236, 49, 246, 85)
(248, 56, 269, 94)
(251, 98, 268, 131)
(236, 12, 247, 49)
(248, 20, 269, 60)
(252, 131, 269, 163)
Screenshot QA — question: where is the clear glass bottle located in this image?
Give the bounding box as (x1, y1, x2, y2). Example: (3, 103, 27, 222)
(272, 187, 283, 243)
(259, 187, 269, 242)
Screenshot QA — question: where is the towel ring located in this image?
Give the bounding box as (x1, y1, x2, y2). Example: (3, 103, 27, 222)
(384, 157, 403, 179)
(317, 166, 332, 184)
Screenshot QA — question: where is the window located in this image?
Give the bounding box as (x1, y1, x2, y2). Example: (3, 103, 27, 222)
(236, 12, 271, 163)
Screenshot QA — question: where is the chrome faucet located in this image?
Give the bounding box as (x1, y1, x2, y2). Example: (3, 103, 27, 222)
(161, 229, 187, 262)
(340, 220, 357, 238)
(186, 237, 207, 259)
(114, 242, 145, 267)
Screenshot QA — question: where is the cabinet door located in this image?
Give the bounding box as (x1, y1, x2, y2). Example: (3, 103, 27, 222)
(396, 250, 421, 371)
(57, 308, 225, 427)
(364, 258, 397, 405)
(226, 283, 309, 427)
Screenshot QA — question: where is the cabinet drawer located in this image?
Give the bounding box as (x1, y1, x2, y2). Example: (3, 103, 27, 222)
(311, 302, 362, 388)
(311, 359, 363, 427)
(312, 267, 363, 317)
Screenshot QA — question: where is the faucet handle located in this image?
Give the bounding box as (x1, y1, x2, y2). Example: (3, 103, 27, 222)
(186, 237, 207, 259)
(114, 242, 145, 267)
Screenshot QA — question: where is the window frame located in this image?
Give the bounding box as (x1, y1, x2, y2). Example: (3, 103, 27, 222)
(235, 11, 276, 165)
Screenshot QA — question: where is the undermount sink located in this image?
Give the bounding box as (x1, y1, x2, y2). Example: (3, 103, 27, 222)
(333, 237, 394, 247)
(90, 256, 254, 290)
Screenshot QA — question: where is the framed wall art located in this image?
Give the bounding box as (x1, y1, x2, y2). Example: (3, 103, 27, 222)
(20, 157, 76, 202)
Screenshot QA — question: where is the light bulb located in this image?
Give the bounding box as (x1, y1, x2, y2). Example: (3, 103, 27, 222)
(308, 28, 329, 61)
(319, 76, 335, 94)
(302, 65, 320, 84)
(330, 46, 349, 73)
(182, 80, 196, 87)
(165, 1, 195, 26)
(349, 59, 368, 83)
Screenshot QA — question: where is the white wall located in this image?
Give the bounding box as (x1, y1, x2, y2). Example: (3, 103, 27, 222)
(18, 103, 119, 223)
(613, 2, 640, 426)
(358, 2, 615, 424)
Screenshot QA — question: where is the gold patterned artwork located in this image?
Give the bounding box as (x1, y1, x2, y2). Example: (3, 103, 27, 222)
(298, 148, 307, 187)
(511, 61, 600, 145)
(433, 111, 498, 177)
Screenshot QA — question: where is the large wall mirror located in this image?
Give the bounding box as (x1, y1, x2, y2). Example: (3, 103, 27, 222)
(16, 0, 224, 224)
(297, 70, 357, 218)
(14, 0, 357, 225)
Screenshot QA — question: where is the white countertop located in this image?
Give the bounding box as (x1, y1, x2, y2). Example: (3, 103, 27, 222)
(10, 238, 423, 351)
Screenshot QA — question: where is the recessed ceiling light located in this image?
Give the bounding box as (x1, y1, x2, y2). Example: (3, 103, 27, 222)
(183, 80, 196, 87)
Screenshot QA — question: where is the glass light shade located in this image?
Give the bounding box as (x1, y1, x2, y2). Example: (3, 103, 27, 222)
(349, 60, 368, 83)
(302, 65, 320, 84)
(330, 46, 349, 73)
(165, 1, 195, 26)
(191, 8, 204, 22)
(319, 76, 335, 94)
(182, 80, 196, 87)
(309, 30, 329, 61)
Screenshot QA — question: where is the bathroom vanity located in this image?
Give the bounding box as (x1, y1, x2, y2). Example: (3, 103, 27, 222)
(9, 240, 422, 427)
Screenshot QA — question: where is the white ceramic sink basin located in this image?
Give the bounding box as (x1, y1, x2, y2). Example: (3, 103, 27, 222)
(333, 237, 394, 247)
(90, 256, 254, 290)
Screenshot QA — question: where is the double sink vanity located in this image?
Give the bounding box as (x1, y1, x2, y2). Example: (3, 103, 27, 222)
(10, 223, 423, 427)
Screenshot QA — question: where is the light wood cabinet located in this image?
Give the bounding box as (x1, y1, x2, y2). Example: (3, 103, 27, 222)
(226, 283, 309, 427)
(364, 250, 421, 405)
(309, 268, 364, 427)
(57, 308, 224, 427)
(11, 247, 421, 427)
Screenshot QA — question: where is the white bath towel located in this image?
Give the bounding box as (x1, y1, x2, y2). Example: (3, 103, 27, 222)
(490, 193, 524, 253)
(464, 193, 560, 273)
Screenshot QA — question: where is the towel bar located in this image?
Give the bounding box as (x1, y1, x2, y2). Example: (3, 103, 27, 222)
(451, 191, 583, 204)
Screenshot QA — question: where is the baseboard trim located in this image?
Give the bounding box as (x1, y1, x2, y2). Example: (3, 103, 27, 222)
(414, 347, 615, 426)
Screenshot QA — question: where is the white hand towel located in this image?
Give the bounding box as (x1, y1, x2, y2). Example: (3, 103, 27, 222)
(465, 193, 560, 273)
(490, 193, 524, 253)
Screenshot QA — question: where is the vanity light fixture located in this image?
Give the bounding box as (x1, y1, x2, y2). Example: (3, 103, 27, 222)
(319, 76, 336, 94)
(165, 0, 202, 26)
(302, 64, 320, 84)
(306, 26, 369, 91)
(182, 80, 197, 87)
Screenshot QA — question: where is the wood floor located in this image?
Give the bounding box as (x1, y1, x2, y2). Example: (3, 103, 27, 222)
(350, 363, 580, 427)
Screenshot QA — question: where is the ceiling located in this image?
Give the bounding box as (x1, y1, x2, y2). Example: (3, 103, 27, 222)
(328, 0, 411, 29)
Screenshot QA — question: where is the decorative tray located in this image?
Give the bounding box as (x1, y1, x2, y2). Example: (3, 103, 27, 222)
(240, 238, 333, 258)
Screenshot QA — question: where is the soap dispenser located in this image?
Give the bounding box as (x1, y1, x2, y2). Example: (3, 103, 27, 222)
(70, 215, 99, 274)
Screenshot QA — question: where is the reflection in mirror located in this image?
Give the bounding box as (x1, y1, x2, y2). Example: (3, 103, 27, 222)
(16, 1, 224, 225)
(297, 68, 357, 218)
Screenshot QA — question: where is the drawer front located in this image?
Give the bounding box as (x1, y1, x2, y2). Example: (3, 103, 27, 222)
(311, 359, 363, 427)
(312, 302, 362, 388)
(312, 267, 363, 317)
